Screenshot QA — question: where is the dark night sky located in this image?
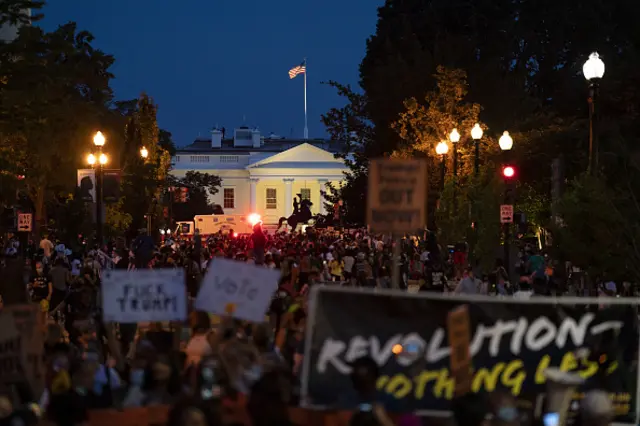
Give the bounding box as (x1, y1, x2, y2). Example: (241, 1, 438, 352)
(40, 0, 383, 146)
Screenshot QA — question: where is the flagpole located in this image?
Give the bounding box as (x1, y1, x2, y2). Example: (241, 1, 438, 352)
(303, 58, 308, 140)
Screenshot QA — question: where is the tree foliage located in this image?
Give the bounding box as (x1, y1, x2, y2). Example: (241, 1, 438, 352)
(0, 23, 114, 232)
(0, 0, 43, 26)
(168, 171, 222, 221)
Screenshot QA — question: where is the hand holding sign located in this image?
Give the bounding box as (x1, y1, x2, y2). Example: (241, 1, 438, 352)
(196, 258, 279, 322)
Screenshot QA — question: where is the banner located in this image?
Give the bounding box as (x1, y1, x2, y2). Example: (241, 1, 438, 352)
(77, 169, 96, 202)
(102, 269, 187, 323)
(301, 288, 640, 424)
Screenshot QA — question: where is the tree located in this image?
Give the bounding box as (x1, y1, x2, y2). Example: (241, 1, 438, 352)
(168, 171, 222, 221)
(0, 0, 43, 26)
(320, 81, 374, 225)
(113, 94, 172, 236)
(0, 23, 115, 232)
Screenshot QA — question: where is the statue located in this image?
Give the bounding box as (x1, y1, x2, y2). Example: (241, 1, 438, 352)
(278, 197, 314, 232)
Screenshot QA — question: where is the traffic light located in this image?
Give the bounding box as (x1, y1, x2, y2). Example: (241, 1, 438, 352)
(502, 165, 515, 178)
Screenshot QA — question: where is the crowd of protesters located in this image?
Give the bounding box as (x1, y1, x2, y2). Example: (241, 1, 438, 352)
(0, 222, 629, 426)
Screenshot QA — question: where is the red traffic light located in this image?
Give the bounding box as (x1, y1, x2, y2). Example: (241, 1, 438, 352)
(503, 166, 515, 178)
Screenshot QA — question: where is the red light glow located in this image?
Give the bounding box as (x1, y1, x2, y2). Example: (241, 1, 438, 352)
(503, 166, 515, 178)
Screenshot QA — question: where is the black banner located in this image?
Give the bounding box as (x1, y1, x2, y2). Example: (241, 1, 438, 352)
(302, 289, 639, 424)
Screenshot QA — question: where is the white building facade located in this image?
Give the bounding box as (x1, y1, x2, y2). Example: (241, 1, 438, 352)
(170, 128, 348, 224)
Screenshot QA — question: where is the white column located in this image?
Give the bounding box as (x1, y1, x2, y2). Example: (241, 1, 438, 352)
(283, 178, 294, 217)
(318, 178, 328, 215)
(249, 178, 259, 212)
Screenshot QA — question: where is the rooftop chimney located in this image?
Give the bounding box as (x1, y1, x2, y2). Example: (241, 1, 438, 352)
(211, 129, 222, 148)
(252, 129, 261, 148)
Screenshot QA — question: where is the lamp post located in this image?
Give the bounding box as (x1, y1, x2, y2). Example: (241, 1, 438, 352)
(470, 123, 483, 177)
(435, 141, 449, 191)
(88, 131, 108, 247)
(499, 131, 514, 280)
(583, 52, 605, 175)
(449, 129, 461, 215)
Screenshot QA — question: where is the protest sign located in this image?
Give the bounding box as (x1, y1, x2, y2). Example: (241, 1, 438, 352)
(367, 158, 426, 233)
(3, 304, 45, 394)
(102, 269, 187, 323)
(301, 287, 640, 425)
(196, 258, 279, 322)
(0, 312, 21, 385)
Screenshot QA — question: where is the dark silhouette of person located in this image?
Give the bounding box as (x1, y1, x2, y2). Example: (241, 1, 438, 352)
(293, 196, 299, 215)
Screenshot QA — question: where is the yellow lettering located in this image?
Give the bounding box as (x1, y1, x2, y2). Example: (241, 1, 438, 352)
(376, 375, 389, 390)
(578, 359, 598, 379)
(606, 361, 618, 375)
(559, 352, 578, 372)
(535, 355, 551, 384)
(413, 370, 439, 400)
(433, 369, 455, 400)
(386, 374, 412, 399)
(502, 360, 526, 396)
(472, 363, 505, 393)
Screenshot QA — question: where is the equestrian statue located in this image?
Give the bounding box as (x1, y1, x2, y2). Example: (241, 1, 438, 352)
(277, 195, 314, 232)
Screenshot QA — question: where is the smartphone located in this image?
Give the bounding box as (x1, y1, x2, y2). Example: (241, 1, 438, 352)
(543, 412, 560, 426)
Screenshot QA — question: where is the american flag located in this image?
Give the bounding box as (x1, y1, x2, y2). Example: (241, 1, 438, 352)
(288, 61, 306, 79)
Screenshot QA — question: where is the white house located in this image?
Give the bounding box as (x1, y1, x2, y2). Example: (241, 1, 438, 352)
(170, 127, 348, 224)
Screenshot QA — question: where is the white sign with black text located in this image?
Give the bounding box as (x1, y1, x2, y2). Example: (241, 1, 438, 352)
(500, 204, 514, 224)
(195, 258, 280, 322)
(101, 269, 187, 323)
(17, 213, 32, 232)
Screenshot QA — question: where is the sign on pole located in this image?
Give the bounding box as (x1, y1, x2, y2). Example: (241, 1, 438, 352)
(102, 269, 187, 323)
(367, 159, 427, 233)
(17, 213, 32, 232)
(500, 204, 514, 224)
(195, 258, 280, 322)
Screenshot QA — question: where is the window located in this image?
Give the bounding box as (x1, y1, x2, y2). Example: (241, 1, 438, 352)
(266, 188, 277, 209)
(220, 155, 238, 163)
(174, 156, 180, 163)
(190, 155, 210, 163)
(223, 188, 235, 209)
(300, 188, 311, 201)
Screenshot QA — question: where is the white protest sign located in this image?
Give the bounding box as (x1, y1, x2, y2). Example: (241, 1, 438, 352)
(102, 269, 187, 323)
(196, 258, 280, 322)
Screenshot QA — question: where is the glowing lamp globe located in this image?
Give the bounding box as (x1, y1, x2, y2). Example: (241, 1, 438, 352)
(98, 153, 108, 165)
(93, 131, 106, 147)
(471, 123, 483, 140)
(87, 153, 96, 165)
(499, 131, 513, 151)
(435, 141, 449, 156)
(583, 52, 605, 81)
(449, 128, 461, 143)
(503, 166, 515, 178)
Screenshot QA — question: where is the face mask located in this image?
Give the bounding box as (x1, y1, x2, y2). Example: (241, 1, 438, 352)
(130, 369, 145, 387)
(201, 367, 215, 383)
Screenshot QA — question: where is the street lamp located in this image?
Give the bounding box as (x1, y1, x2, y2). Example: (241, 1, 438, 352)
(499, 131, 513, 151)
(435, 141, 449, 190)
(449, 128, 460, 178)
(140, 146, 149, 159)
(583, 52, 605, 175)
(470, 123, 483, 176)
(88, 131, 107, 246)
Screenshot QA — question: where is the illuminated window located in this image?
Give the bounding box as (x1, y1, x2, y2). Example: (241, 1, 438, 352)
(300, 188, 311, 201)
(266, 188, 277, 209)
(223, 188, 235, 209)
